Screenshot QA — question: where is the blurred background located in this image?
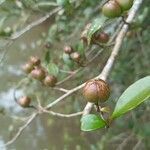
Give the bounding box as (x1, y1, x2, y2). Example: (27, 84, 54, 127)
(0, 0, 149, 150)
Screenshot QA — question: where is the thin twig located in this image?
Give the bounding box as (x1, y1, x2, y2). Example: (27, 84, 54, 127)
(116, 134, 133, 150)
(53, 87, 69, 93)
(133, 138, 143, 150)
(10, 7, 61, 40)
(56, 69, 80, 85)
(43, 110, 83, 118)
(0, 113, 38, 148)
(0, 7, 61, 66)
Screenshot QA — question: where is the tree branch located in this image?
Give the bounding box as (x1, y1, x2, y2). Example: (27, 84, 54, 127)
(83, 0, 143, 115)
(44, 0, 143, 111)
(43, 110, 83, 118)
(10, 7, 61, 40)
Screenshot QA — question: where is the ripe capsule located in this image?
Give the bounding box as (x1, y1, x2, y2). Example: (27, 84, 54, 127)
(83, 79, 110, 103)
(116, 0, 134, 11)
(64, 45, 73, 54)
(44, 75, 57, 87)
(31, 67, 46, 81)
(22, 62, 34, 74)
(18, 96, 31, 108)
(95, 32, 110, 43)
(70, 52, 81, 62)
(102, 0, 122, 18)
(29, 56, 41, 66)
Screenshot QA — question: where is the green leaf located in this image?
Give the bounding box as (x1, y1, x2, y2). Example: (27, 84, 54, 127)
(76, 41, 85, 55)
(62, 53, 74, 68)
(87, 16, 107, 45)
(111, 76, 150, 119)
(44, 50, 51, 65)
(47, 63, 59, 76)
(81, 114, 106, 131)
(57, 0, 69, 6)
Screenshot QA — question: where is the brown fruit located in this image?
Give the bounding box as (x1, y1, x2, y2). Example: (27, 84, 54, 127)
(102, 0, 122, 18)
(95, 32, 110, 43)
(64, 45, 73, 54)
(44, 75, 57, 87)
(22, 63, 34, 74)
(18, 96, 31, 108)
(116, 0, 133, 11)
(83, 79, 110, 103)
(31, 67, 46, 81)
(70, 52, 81, 62)
(29, 56, 41, 66)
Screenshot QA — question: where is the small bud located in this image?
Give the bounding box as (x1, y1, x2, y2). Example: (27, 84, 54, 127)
(44, 75, 57, 87)
(18, 96, 31, 108)
(22, 63, 34, 74)
(94, 32, 109, 43)
(70, 52, 81, 62)
(29, 56, 41, 66)
(64, 45, 73, 54)
(31, 67, 46, 81)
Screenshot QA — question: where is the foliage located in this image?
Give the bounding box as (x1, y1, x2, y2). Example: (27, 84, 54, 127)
(82, 76, 150, 131)
(0, 0, 149, 149)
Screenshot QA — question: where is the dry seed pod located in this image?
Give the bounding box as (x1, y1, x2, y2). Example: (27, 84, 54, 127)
(83, 79, 110, 103)
(95, 32, 110, 43)
(64, 45, 73, 54)
(44, 75, 57, 87)
(29, 56, 41, 66)
(22, 62, 34, 74)
(70, 52, 81, 62)
(18, 96, 31, 108)
(31, 67, 46, 81)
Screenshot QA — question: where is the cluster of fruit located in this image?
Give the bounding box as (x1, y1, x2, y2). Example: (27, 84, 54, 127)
(22, 56, 57, 87)
(63, 45, 82, 64)
(102, 0, 134, 18)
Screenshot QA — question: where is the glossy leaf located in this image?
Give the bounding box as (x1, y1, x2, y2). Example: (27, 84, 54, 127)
(87, 16, 107, 45)
(111, 76, 150, 119)
(81, 114, 106, 131)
